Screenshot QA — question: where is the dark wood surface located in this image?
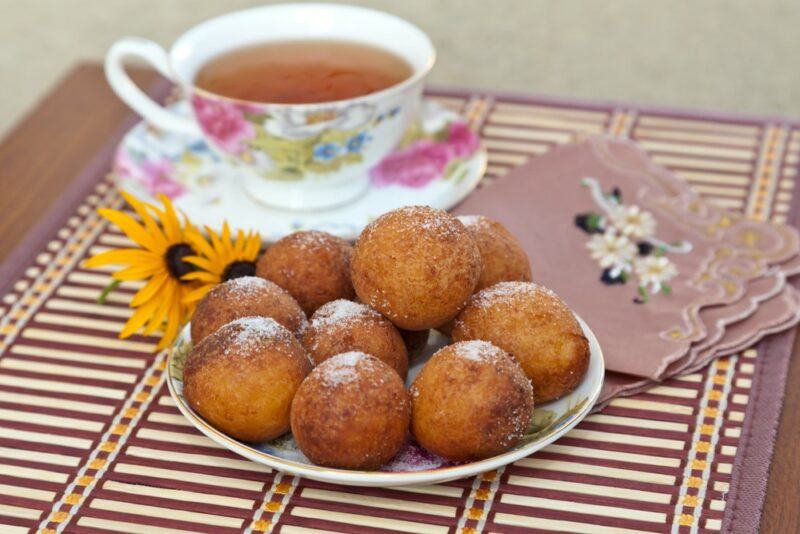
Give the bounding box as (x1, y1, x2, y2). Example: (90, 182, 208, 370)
(0, 63, 796, 532)
(0, 63, 159, 264)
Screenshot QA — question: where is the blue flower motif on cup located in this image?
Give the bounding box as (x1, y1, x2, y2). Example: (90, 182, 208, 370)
(346, 132, 370, 153)
(374, 106, 402, 125)
(313, 142, 343, 162)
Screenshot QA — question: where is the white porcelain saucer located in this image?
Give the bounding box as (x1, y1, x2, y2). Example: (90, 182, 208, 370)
(167, 317, 604, 487)
(114, 100, 487, 242)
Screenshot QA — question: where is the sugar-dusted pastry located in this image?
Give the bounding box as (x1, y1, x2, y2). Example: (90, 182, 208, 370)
(301, 299, 408, 378)
(410, 340, 533, 461)
(257, 230, 355, 316)
(190, 276, 306, 344)
(350, 206, 481, 330)
(453, 281, 589, 402)
(183, 317, 312, 442)
(457, 214, 532, 290)
(290, 352, 410, 470)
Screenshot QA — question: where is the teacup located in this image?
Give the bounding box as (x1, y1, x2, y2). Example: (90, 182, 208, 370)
(106, 3, 435, 210)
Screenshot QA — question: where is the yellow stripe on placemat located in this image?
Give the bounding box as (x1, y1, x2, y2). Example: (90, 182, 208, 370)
(670, 356, 737, 532)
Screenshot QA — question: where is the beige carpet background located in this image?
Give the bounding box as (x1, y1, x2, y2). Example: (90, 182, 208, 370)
(1, 0, 798, 137)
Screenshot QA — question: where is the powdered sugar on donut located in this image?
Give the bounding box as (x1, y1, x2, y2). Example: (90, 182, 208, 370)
(285, 230, 342, 251)
(310, 299, 380, 329)
(470, 281, 560, 309)
(449, 340, 505, 363)
(315, 351, 377, 387)
(218, 276, 271, 298)
(457, 214, 490, 229)
(363, 206, 466, 242)
(221, 316, 295, 356)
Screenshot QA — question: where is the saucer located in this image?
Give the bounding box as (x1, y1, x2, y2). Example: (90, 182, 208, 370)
(167, 317, 604, 487)
(113, 100, 487, 242)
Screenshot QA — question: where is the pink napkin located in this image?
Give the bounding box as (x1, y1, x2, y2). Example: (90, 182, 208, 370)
(453, 136, 800, 402)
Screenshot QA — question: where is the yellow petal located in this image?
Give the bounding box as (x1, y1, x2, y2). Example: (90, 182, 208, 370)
(158, 296, 183, 350)
(221, 222, 234, 259)
(131, 271, 168, 307)
(179, 284, 198, 320)
(83, 248, 158, 269)
(120, 296, 160, 338)
(98, 209, 165, 254)
(182, 255, 218, 274)
(181, 271, 219, 283)
(113, 262, 163, 281)
(185, 228, 217, 262)
(120, 192, 169, 250)
(182, 284, 214, 304)
(208, 226, 232, 266)
(246, 233, 262, 258)
(144, 281, 174, 335)
(234, 229, 246, 255)
(156, 194, 183, 244)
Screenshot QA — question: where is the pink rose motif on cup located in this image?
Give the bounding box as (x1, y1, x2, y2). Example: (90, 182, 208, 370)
(191, 94, 257, 155)
(115, 148, 186, 199)
(446, 122, 481, 157)
(370, 121, 480, 188)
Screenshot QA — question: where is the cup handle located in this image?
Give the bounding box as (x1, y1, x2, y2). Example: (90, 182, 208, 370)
(105, 37, 200, 136)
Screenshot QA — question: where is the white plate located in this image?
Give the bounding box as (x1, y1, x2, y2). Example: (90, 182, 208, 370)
(114, 100, 487, 242)
(166, 317, 605, 487)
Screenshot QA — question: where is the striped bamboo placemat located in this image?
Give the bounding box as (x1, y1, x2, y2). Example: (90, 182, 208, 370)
(0, 88, 798, 534)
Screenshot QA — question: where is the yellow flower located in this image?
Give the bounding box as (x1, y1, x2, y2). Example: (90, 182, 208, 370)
(84, 192, 199, 349)
(181, 221, 261, 304)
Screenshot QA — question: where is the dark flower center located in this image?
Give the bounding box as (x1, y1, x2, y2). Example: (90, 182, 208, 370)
(165, 244, 195, 279)
(223, 261, 256, 281)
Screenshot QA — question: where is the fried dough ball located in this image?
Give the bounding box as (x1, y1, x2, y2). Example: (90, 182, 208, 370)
(183, 317, 312, 442)
(350, 206, 481, 330)
(410, 341, 533, 462)
(190, 276, 306, 345)
(453, 282, 590, 403)
(301, 299, 408, 379)
(290, 352, 410, 470)
(457, 215, 532, 290)
(399, 328, 430, 362)
(256, 231, 355, 316)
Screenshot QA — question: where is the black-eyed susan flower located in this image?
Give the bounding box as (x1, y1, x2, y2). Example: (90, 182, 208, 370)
(181, 222, 262, 304)
(84, 192, 200, 349)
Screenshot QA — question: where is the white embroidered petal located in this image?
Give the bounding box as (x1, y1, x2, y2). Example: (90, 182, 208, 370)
(609, 204, 657, 239)
(634, 256, 678, 292)
(586, 230, 636, 270)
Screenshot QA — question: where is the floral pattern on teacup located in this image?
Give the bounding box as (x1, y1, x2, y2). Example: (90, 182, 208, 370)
(265, 103, 376, 139)
(370, 122, 480, 188)
(575, 177, 691, 304)
(114, 126, 222, 200)
(192, 96, 258, 155)
(190, 93, 405, 180)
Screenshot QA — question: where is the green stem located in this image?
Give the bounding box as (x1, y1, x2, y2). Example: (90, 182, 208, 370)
(97, 279, 121, 305)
